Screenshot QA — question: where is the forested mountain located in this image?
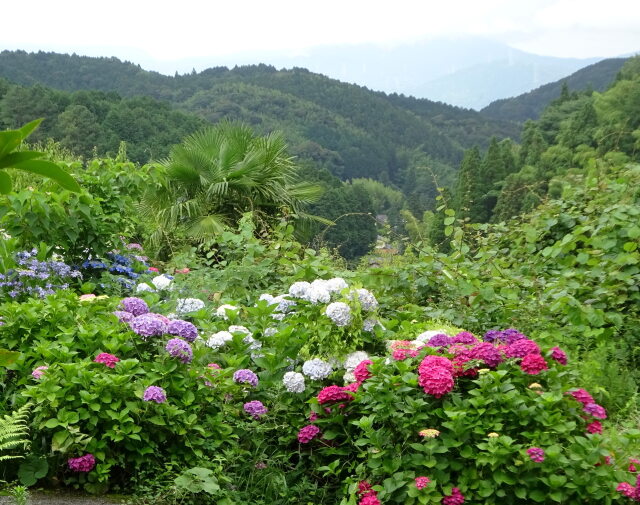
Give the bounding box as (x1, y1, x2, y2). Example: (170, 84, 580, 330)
(481, 58, 628, 122)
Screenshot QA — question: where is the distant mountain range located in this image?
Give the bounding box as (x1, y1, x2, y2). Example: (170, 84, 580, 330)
(150, 37, 608, 109)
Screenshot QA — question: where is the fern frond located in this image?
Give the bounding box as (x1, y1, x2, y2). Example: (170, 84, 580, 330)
(0, 403, 31, 461)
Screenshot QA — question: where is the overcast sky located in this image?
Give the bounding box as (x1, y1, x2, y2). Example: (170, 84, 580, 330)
(2, 0, 639, 72)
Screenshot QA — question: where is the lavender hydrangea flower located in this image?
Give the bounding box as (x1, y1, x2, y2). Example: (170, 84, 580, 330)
(130, 313, 167, 338)
(325, 302, 352, 327)
(244, 400, 268, 419)
(166, 338, 193, 363)
(167, 320, 198, 342)
(113, 310, 134, 324)
(354, 288, 378, 311)
(121, 297, 149, 316)
(143, 386, 166, 403)
(233, 369, 259, 387)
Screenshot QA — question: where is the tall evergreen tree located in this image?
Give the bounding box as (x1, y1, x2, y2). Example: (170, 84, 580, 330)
(453, 147, 481, 220)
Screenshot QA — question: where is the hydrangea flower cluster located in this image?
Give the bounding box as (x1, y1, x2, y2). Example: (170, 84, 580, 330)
(527, 447, 545, 463)
(120, 297, 149, 317)
(317, 385, 355, 404)
(32, 366, 48, 379)
(167, 319, 198, 342)
(207, 331, 234, 349)
(418, 355, 455, 398)
(94, 353, 119, 368)
(551, 346, 568, 365)
(151, 274, 172, 290)
(176, 298, 205, 314)
(353, 288, 378, 311)
(283, 371, 306, 393)
(143, 386, 166, 403)
(67, 453, 96, 472)
(357, 481, 381, 505)
(483, 328, 526, 344)
(244, 400, 268, 419)
(520, 354, 549, 375)
(297, 424, 321, 443)
(353, 360, 373, 382)
(216, 304, 238, 319)
(414, 476, 430, 489)
(442, 487, 465, 505)
(325, 302, 352, 327)
(302, 358, 333, 380)
(130, 313, 167, 337)
(233, 369, 259, 387)
(166, 338, 193, 364)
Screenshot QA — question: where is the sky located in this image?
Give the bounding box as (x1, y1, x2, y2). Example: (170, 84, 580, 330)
(2, 0, 639, 73)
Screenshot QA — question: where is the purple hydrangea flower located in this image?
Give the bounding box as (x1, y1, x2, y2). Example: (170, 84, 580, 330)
(121, 297, 149, 316)
(452, 331, 477, 345)
(505, 339, 540, 358)
(131, 313, 167, 338)
(166, 338, 193, 363)
(426, 333, 453, 348)
(143, 385, 166, 403)
(233, 369, 259, 387)
(472, 342, 503, 368)
(167, 319, 198, 342)
(584, 403, 607, 419)
(244, 400, 268, 419)
(68, 453, 96, 472)
(113, 310, 134, 324)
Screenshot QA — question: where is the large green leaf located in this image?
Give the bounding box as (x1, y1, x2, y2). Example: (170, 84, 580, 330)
(10, 159, 81, 192)
(0, 151, 45, 170)
(0, 171, 12, 194)
(0, 349, 20, 366)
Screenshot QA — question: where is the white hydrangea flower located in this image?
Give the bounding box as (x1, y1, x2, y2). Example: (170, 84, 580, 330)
(272, 312, 286, 321)
(289, 281, 311, 299)
(302, 358, 333, 380)
(176, 298, 205, 314)
(305, 285, 331, 304)
(264, 327, 278, 337)
(272, 295, 296, 315)
(243, 335, 263, 351)
(283, 371, 306, 393)
(363, 318, 378, 332)
(355, 288, 378, 311)
(343, 371, 356, 383)
(206, 330, 233, 349)
(136, 282, 154, 293)
(216, 304, 238, 320)
(325, 277, 348, 293)
(415, 329, 450, 342)
(344, 351, 370, 371)
(228, 325, 251, 336)
(325, 302, 352, 327)
(258, 293, 275, 304)
(152, 274, 172, 290)
(310, 279, 328, 290)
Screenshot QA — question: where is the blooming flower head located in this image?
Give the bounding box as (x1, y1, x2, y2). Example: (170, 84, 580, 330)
(506, 339, 540, 358)
(419, 355, 454, 374)
(569, 388, 594, 405)
(175, 268, 190, 274)
(143, 386, 166, 403)
(617, 482, 635, 499)
(414, 476, 430, 490)
(302, 358, 333, 380)
(471, 342, 503, 368)
(442, 487, 465, 505)
(233, 369, 259, 387)
(630, 458, 640, 473)
(452, 331, 477, 345)
(176, 298, 205, 314)
(151, 274, 172, 290)
(325, 277, 348, 293)
(206, 330, 234, 349)
(68, 454, 96, 472)
(167, 319, 198, 342)
(354, 360, 373, 382)
(216, 304, 238, 320)
(325, 302, 352, 327)
(148, 267, 159, 272)
(289, 281, 311, 298)
(94, 353, 119, 368)
(166, 338, 193, 364)
(297, 424, 321, 443)
(527, 447, 545, 463)
(283, 371, 306, 393)
(586, 421, 603, 434)
(583, 403, 607, 419)
(32, 366, 48, 379)
(244, 400, 268, 419)
(529, 383, 543, 389)
(354, 288, 378, 311)
(120, 297, 149, 316)
(426, 333, 453, 348)
(550, 346, 568, 365)
(136, 282, 155, 293)
(344, 351, 370, 371)
(126, 243, 143, 251)
(317, 385, 355, 404)
(113, 310, 134, 324)
(419, 366, 455, 398)
(520, 354, 548, 375)
(419, 429, 440, 438)
(130, 313, 167, 338)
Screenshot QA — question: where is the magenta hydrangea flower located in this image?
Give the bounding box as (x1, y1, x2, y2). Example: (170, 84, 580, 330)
(426, 333, 452, 348)
(586, 421, 603, 434)
(520, 354, 548, 375)
(317, 385, 355, 404)
(130, 313, 167, 338)
(143, 385, 166, 403)
(120, 297, 149, 316)
(419, 355, 454, 375)
(527, 447, 545, 463)
(94, 353, 119, 368)
(233, 369, 259, 387)
(550, 346, 568, 365)
(68, 453, 96, 472)
(31, 366, 48, 379)
(354, 360, 373, 382)
(442, 487, 465, 505)
(569, 388, 594, 405)
(418, 357, 455, 398)
(244, 400, 268, 419)
(471, 342, 503, 368)
(617, 482, 635, 499)
(414, 476, 430, 489)
(583, 403, 607, 419)
(165, 338, 193, 364)
(505, 339, 540, 358)
(297, 424, 321, 443)
(452, 331, 477, 345)
(167, 319, 198, 342)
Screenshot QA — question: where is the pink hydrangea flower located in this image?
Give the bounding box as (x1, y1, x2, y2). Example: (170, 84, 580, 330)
(419, 365, 454, 398)
(617, 482, 635, 498)
(414, 476, 430, 489)
(68, 453, 96, 472)
(527, 447, 545, 463)
(569, 388, 594, 405)
(175, 268, 190, 274)
(442, 487, 465, 505)
(586, 421, 603, 434)
(94, 353, 119, 368)
(354, 360, 373, 382)
(31, 366, 48, 379)
(297, 424, 321, 443)
(520, 354, 548, 375)
(550, 346, 567, 365)
(418, 355, 454, 375)
(629, 458, 640, 473)
(148, 267, 159, 272)
(505, 339, 540, 358)
(317, 385, 354, 404)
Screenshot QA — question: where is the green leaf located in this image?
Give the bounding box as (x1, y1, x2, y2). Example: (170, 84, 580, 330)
(10, 159, 81, 192)
(18, 118, 44, 140)
(18, 456, 48, 487)
(0, 349, 20, 366)
(0, 171, 12, 194)
(148, 416, 166, 426)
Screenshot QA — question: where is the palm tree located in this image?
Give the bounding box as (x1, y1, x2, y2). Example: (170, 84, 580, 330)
(141, 122, 325, 253)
